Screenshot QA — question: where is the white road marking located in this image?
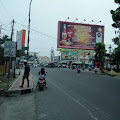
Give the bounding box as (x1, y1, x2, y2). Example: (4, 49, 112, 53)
(48, 79, 110, 120)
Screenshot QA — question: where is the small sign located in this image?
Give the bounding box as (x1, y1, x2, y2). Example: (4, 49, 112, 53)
(4, 41, 16, 57)
(17, 30, 23, 50)
(23, 47, 28, 50)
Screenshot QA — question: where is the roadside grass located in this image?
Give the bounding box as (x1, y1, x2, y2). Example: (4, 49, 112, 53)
(0, 74, 17, 91)
(104, 73, 116, 77)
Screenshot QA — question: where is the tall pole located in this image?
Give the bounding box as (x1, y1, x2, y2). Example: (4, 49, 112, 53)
(27, 0, 32, 60)
(8, 19, 15, 88)
(11, 19, 14, 41)
(0, 25, 2, 38)
(11, 19, 16, 78)
(119, 27, 120, 43)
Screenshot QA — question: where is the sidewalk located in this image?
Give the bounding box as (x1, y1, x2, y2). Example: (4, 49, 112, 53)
(8, 69, 34, 96)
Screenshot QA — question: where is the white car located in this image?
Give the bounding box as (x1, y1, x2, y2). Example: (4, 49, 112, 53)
(33, 64, 37, 67)
(94, 68, 99, 72)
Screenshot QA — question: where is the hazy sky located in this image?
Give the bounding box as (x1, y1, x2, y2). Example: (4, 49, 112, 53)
(0, 0, 118, 57)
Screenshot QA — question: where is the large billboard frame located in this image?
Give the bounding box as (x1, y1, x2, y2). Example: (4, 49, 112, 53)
(57, 21, 104, 50)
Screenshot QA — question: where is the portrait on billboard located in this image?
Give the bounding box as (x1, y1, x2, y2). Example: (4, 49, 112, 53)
(57, 21, 104, 50)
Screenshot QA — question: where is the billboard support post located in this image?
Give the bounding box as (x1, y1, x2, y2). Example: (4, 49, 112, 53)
(78, 52, 80, 61)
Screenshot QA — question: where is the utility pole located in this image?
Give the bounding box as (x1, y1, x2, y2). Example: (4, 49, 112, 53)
(119, 27, 120, 43)
(0, 25, 2, 38)
(11, 19, 14, 41)
(11, 19, 16, 78)
(108, 44, 112, 54)
(27, 0, 32, 60)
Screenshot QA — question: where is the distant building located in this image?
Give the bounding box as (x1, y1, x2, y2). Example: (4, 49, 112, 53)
(39, 56, 50, 63)
(54, 56, 60, 63)
(29, 52, 38, 57)
(50, 48, 54, 63)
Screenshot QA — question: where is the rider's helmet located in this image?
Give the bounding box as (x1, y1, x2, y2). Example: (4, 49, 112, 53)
(24, 60, 27, 65)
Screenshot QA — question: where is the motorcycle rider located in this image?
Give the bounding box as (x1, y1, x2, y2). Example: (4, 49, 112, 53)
(37, 67, 47, 88)
(77, 65, 80, 72)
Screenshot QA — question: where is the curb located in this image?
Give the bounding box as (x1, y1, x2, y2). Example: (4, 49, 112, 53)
(8, 87, 33, 96)
(8, 74, 34, 96)
(9, 74, 22, 88)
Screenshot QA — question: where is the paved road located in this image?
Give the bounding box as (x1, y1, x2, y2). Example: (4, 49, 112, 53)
(31, 67, 120, 120)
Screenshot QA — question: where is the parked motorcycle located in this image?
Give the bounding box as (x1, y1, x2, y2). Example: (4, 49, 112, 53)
(36, 75, 46, 91)
(77, 68, 81, 73)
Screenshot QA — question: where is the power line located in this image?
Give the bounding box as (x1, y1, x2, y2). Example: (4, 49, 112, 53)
(2, 22, 11, 29)
(0, 21, 11, 29)
(16, 15, 28, 30)
(0, 0, 12, 19)
(1, 27, 11, 31)
(15, 21, 57, 41)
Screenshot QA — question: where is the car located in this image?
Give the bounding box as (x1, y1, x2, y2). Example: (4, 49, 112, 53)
(46, 63, 56, 68)
(37, 64, 41, 67)
(94, 68, 99, 72)
(62, 64, 68, 68)
(33, 64, 37, 67)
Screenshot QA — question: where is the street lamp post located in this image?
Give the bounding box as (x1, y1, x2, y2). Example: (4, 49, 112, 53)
(88, 20, 94, 24)
(95, 21, 101, 25)
(65, 17, 70, 22)
(27, 0, 32, 60)
(80, 19, 86, 23)
(73, 18, 78, 22)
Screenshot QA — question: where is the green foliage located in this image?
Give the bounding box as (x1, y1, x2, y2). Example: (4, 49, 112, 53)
(110, 7, 120, 28)
(110, 1, 120, 70)
(16, 50, 27, 57)
(0, 35, 11, 45)
(114, 0, 120, 3)
(94, 43, 107, 70)
(0, 35, 11, 65)
(112, 37, 119, 45)
(94, 43, 106, 61)
(109, 44, 120, 66)
(114, 44, 120, 63)
(0, 46, 4, 65)
(16, 50, 21, 57)
(110, 0, 120, 28)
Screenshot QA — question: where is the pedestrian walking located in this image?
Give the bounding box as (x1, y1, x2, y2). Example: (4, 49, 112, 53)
(20, 60, 30, 88)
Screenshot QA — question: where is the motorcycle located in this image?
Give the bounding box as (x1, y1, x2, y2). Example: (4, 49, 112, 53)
(36, 75, 46, 91)
(77, 68, 81, 73)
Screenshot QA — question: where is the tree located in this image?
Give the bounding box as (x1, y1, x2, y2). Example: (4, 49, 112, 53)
(0, 35, 11, 65)
(111, 44, 120, 71)
(110, 0, 120, 71)
(0, 35, 11, 45)
(110, 0, 120, 44)
(94, 43, 107, 72)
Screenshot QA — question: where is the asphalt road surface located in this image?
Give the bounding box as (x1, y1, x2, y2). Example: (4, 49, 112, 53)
(31, 67, 120, 120)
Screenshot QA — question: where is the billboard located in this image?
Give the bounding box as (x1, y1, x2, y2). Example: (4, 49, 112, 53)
(61, 51, 78, 60)
(57, 48, 95, 53)
(57, 21, 104, 50)
(17, 29, 26, 50)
